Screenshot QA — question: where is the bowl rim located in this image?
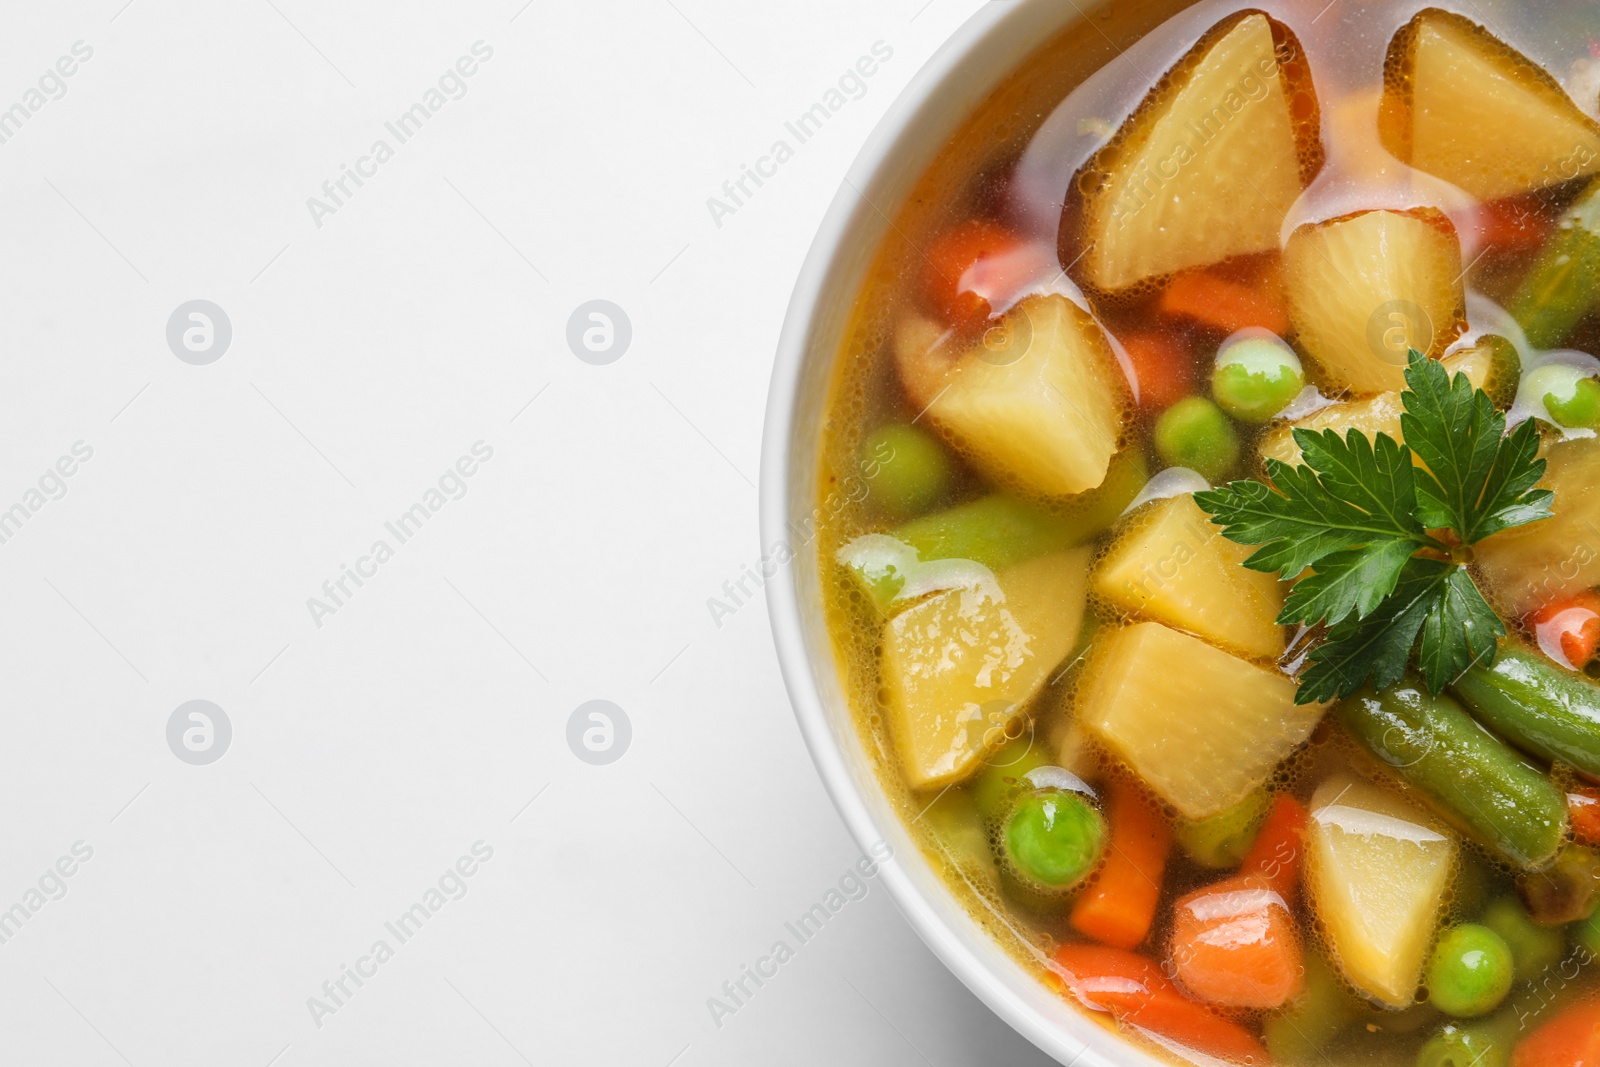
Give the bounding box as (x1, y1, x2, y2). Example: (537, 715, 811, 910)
(758, 4, 1172, 1065)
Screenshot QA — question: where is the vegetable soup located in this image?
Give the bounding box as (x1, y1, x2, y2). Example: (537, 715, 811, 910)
(816, 0, 1600, 1063)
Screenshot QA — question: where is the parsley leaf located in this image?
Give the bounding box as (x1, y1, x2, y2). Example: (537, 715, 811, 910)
(1297, 556, 1453, 704)
(1194, 427, 1431, 580)
(1401, 350, 1553, 539)
(1196, 348, 1552, 705)
(1279, 538, 1417, 629)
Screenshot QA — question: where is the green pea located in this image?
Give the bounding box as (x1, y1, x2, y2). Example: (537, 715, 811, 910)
(859, 423, 956, 518)
(1479, 896, 1563, 983)
(1416, 1013, 1517, 1067)
(971, 739, 1054, 823)
(1211, 335, 1306, 423)
(1524, 364, 1600, 431)
(1426, 924, 1515, 1018)
(1154, 397, 1241, 482)
(1002, 789, 1106, 894)
(1174, 787, 1272, 869)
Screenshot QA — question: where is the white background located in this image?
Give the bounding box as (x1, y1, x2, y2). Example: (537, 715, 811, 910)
(0, 1, 1060, 1064)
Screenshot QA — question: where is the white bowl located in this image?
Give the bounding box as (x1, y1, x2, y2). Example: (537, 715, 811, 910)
(760, 2, 1174, 1064)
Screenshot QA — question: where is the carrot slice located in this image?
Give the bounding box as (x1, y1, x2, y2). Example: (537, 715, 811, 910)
(1159, 269, 1290, 335)
(1512, 996, 1600, 1067)
(1170, 874, 1304, 1009)
(1571, 789, 1600, 848)
(1241, 795, 1308, 899)
(920, 220, 1052, 332)
(1530, 593, 1600, 670)
(1054, 944, 1268, 1063)
(1070, 779, 1172, 949)
(1119, 330, 1197, 412)
(1466, 195, 1557, 255)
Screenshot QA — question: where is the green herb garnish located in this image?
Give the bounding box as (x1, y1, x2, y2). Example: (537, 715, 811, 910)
(1196, 350, 1553, 704)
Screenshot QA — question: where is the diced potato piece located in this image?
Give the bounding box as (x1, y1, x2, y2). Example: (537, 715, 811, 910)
(1093, 494, 1285, 659)
(900, 294, 1130, 497)
(1284, 209, 1466, 395)
(1478, 437, 1600, 615)
(893, 315, 954, 410)
(1306, 775, 1456, 1008)
(1076, 13, 1316, 291)
(882, 549, 1091, 790)
(1261, 392, 1409, 468)
(1078, 622, 1322, 819)
(1381, 10, 1600, 202)
(1259, 337, 1517, 465)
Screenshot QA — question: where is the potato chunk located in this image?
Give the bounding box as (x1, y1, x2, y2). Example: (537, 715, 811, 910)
(1478, 437, 1600, 615)
(898, 295, 1130, 497)
(1259, 337, 1517, 466)
(1093, 494, 1285, 659)
(1284, 208, 1465, 395)
(881, 549, 1091, 790)
(1381, 10, 1600, 202)
(1073, 13, 1316, 291)
(1306, 775, 1456, 1008)
(1078, 622, 1322, 819)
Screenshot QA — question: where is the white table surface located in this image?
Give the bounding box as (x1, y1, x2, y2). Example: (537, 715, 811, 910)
(0, 0, 1060, 1063)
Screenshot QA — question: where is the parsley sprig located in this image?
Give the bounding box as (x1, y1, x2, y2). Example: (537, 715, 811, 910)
(1195, 349, 1553, 705)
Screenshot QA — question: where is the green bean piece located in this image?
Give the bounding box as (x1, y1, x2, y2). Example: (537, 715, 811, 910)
(1511, 177, 1600, 350)
(1173, 787, 1272, 869)
(971, 739, 1054, 823)
(1263, 951, 1362, 1064)
(1339, 682, 1570, 869)
(1451, 644, 1600, 781)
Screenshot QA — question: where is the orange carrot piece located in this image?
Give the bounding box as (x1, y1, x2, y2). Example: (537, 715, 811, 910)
(1160, 270, 1290, 336)
(1467, 195, 1557, 255)
(1530, 592, 1600, 671)
(1512, 997, 1600, 1067)
(1241, 795, 1309, 899)
(1119, 331, 1196, 412)
(1169, 874, 1304, 1009)
(1571, 789, 1600, 848)
(1070, 779, 1172, 950)
(920, 220, 1054, 333)
(1054, 944, 1268, 1063)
